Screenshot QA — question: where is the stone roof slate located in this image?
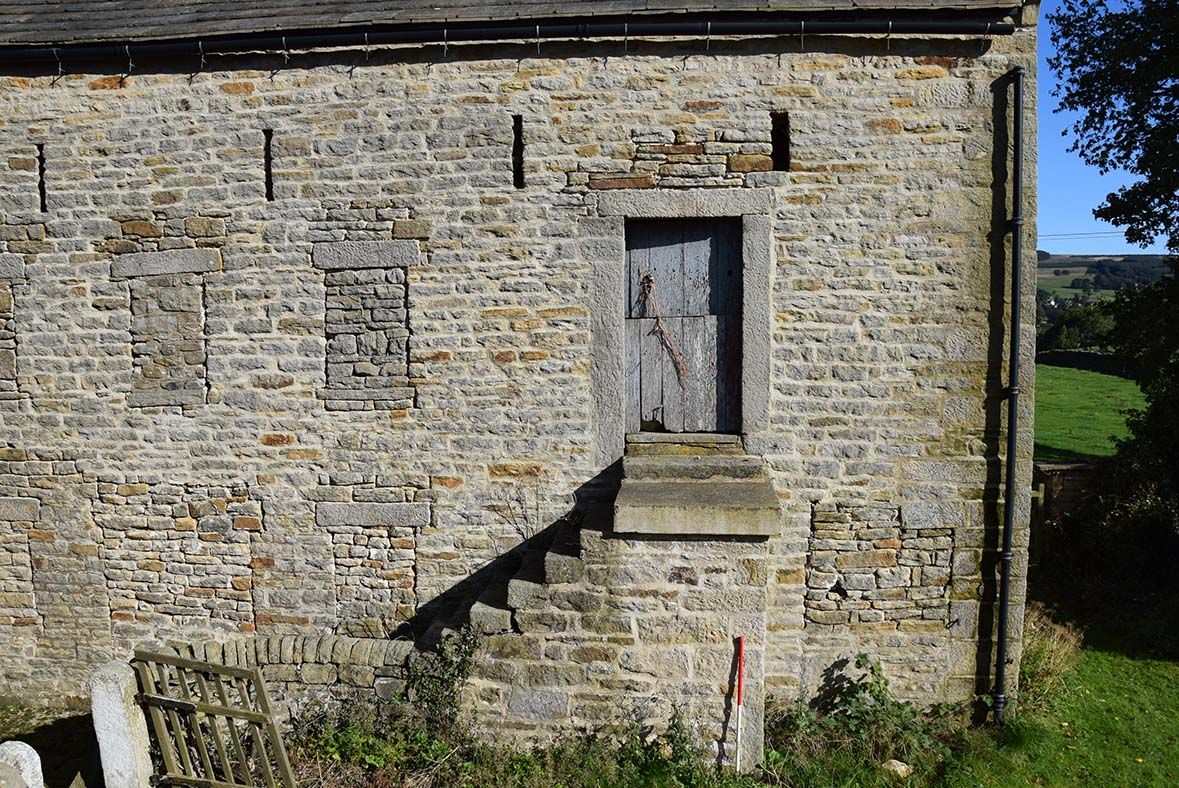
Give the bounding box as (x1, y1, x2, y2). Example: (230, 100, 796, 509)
(0, 1, 1018, 47)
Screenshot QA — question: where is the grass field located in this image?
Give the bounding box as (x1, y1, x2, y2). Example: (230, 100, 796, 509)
(1034, 364, 1145, 462)
(945, 650, 1179, 787)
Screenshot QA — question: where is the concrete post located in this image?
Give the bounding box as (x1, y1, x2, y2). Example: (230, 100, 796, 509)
(90, 661, 153, 788)
(0, 741, 43, 788)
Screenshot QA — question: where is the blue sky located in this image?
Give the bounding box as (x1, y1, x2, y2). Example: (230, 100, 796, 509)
(1037, 0, 1165, 255)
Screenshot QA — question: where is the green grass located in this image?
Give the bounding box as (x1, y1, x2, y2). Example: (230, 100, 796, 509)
(944, 649, 1179, 787)
(1034, 364, 1145, 462)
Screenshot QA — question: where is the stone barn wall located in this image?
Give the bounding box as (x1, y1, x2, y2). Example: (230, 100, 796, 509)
(0, 27, 1035, 751)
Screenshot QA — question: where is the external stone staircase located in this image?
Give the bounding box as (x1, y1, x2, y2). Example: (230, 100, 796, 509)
(418, 433, 779, 645)
(412, 433, 777, 766)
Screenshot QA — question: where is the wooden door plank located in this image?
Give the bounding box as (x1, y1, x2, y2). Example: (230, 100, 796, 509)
(682, 316, 720, 432)
(711, 220, 743, 317)
(645, 221, 685, 318)
(717, 314, 743, 432)
(659, 316, 685, 432)
(625, 319, 641, 434)
(626, 233, 648, 319)
(638, 317, 665, 430)
(682, 224, 714, 316)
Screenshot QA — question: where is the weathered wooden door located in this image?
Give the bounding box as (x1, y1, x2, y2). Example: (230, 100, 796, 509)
(625, 219, 742, 433)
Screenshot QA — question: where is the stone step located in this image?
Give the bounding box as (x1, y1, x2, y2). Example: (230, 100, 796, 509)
(614, 478, 780, 537)
(467, 569, 515, 634)
(624, 432, 744, 456)
(505, 547, 549, 610)
(623, 454, 767, 482)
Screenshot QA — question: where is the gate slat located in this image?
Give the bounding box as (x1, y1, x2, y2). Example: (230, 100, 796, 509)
(134, 660, 181, 776)
(175, 665, 218, 781)
(211, 673, 251, 783)
(251, 668, 295, 787)
(192, 672, 237, 786)
(154, 662, 196, 777)
(234, 676, 278, 788)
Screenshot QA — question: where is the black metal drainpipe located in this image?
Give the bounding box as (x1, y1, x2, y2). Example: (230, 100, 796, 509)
(993, 64, 1025, 726)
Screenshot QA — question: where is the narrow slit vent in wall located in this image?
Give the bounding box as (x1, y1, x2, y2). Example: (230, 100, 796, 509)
(771, 112, 790, 172)
(263, 129, 275, 201)
(36, 143, 47, 212)
(511, 115, 524, 189)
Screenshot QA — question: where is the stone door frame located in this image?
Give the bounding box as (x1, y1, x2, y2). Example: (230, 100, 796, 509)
(586, 188, 773, 466)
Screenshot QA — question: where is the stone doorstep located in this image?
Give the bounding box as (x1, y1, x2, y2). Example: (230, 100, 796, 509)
(624, 432, 744, 457)
(623, 454, 767, 482)
(613, 479, 779, 537)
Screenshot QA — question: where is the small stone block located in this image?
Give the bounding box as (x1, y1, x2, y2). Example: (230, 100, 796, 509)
(0, 497, 39, 522)
(0, 255, 25, 280)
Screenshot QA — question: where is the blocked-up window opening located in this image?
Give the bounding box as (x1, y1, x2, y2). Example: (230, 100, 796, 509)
(512, 115, 525, 189)
(313, 241, 419, 412)
(129, 274, 208, 407)
(771, 113, 790, 172)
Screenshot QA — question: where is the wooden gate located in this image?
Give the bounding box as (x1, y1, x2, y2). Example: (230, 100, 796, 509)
(625, 218, 742, 433)
(133, 650, 295, 788)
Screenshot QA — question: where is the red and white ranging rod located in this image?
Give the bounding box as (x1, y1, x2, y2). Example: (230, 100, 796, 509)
(735, 635, 745, 772)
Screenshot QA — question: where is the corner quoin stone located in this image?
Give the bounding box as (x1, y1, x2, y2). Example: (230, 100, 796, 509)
(315, 502, 431, 528)
(110, 248, 221, 279)
(312, 240, 420, 270)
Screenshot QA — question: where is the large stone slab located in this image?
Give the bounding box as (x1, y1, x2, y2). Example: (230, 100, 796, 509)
(110, 248, 221, 279)
(311, 240, 420, 270)
(316, 502, 430, 528)
(614, 478, 780, 536)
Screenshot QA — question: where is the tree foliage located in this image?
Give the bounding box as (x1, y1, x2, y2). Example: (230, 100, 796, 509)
(1048, 0, 1179, 251)
(1104, 258, 1179, 532)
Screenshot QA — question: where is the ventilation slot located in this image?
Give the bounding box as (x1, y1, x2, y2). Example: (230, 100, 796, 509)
(771, 112, 790, 172)
(36, 143, 47, 212)
(262, 129, 275, 202)
(511, 115, 524, 189)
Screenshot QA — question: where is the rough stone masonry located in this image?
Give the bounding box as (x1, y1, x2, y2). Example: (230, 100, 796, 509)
(0, 13, 1036, 763)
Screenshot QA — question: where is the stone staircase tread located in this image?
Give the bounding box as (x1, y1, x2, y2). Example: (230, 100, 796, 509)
(615, 480, 779, 509)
